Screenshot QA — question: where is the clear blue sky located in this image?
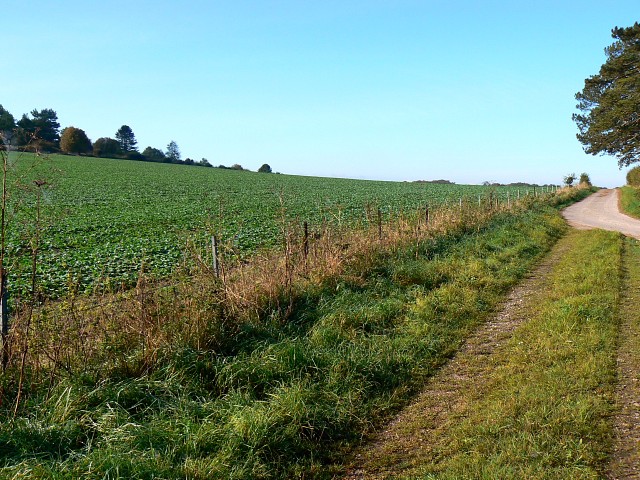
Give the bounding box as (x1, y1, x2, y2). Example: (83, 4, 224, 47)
(3, 1, 638, 187)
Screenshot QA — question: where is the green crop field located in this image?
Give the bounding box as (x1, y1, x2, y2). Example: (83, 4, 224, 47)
(4, 152, 542, 299)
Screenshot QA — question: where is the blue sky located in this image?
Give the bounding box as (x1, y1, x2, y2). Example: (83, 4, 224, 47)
(3, 1, 639, 187)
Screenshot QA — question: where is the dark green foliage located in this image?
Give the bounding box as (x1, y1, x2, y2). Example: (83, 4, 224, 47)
(115, 125, 138, 153)
(579, 172, 592, 186)
(141, 146, 166, 162)
(0, 104, 15, 133)
(59, 126, 92, 154)
(258, 163, 272, 173)
(165, 140, 180, 162)
(574, 22, 640, 167)
(92, 137, 122, 157)
(627, 166, 640, 186)
(126, 151, 145, 161)
(3, 153, 557, 300)
(563, 173, 576, 186)
(15, 108, 60, 150)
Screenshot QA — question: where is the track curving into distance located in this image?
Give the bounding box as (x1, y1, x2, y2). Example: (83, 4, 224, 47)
(562, 188, 640, 239)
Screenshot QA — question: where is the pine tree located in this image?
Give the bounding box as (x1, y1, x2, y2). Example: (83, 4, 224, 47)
(574, 22, 640, 167)
(115, 125, 138, 153)
(166, 141, 180, 163)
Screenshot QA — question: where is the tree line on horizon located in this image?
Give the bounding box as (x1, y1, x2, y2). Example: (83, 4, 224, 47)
(0, 105, 274, 173)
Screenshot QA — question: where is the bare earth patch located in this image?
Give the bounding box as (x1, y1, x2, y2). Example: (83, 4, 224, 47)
(343, 238, 573, 479)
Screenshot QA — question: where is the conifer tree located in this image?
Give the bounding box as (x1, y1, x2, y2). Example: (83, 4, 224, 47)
(574, 23, 640, 167)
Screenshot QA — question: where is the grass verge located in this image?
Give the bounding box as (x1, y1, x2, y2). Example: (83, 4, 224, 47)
(619, 186, 640, 218)
(406, 229, 622, 479)
(0, 191, 590, 479)
(607, 237, 640, 477)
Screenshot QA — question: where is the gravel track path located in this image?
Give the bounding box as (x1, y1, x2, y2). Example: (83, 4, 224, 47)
(562, 188, 640, 239)
(343, 190, 640, 479)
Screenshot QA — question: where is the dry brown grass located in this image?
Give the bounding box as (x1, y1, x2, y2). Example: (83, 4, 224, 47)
(1, 194, 544, 404)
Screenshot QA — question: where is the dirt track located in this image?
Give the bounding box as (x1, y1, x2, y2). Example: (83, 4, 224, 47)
(344, 190, 640, 478)
(562, 188, 640, 239)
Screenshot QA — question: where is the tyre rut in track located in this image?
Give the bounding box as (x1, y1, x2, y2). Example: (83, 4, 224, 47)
(343, 238, 574, 479)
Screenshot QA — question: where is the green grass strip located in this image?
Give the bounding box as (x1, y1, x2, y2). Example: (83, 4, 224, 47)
(608, 238, 640, 476)
(619, 186, 640, 219)
(413, 229, 622, 479)
(0, 203, 579, 479)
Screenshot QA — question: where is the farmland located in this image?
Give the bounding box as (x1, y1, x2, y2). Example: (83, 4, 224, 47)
(0, 157, 596, 478)
(5, 152, 543, 299)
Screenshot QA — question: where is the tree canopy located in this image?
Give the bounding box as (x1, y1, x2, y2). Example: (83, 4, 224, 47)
(0, 105, 15, 133)
(627, 166, 640, 186)
(573, 23, 640, 167)
(579, 172, 592, 186)
(15, 108, 60, 150)
(93, 137, 122, 157)
(166, 141, 181, 163)
(142, 146, 166, 162)
(564, 173, 577, 187)
(115, 125, 138, 153)
(258, 163, 272, 173)
(60, 126, 92, 154)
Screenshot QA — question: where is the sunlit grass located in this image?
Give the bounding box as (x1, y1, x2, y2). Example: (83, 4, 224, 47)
(619, 186, 640, 219)
(410, 229, 622, 479)
(0, 188, 593, 478)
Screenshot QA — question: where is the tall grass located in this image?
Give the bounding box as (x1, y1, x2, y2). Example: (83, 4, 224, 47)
(619, 186, 640, 219)
(0, 188, 592, 478)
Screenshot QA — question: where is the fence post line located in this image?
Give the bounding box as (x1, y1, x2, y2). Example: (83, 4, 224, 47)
(211, 235, 220, 278)
(303, 221, 309, 262)
(425, 205, 429, 225)
(377, 207, 382, 240)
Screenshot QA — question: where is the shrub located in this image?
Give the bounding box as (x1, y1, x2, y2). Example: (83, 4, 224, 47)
(627, 166, 640, 186)
(60, 126, 92, 154)
(93, 137, 122, 158)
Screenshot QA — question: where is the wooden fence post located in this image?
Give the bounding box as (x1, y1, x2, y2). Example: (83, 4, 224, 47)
(377, 208, 382, 240)
(211, 236, 220, 278)
(303, 221, 309, 261)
